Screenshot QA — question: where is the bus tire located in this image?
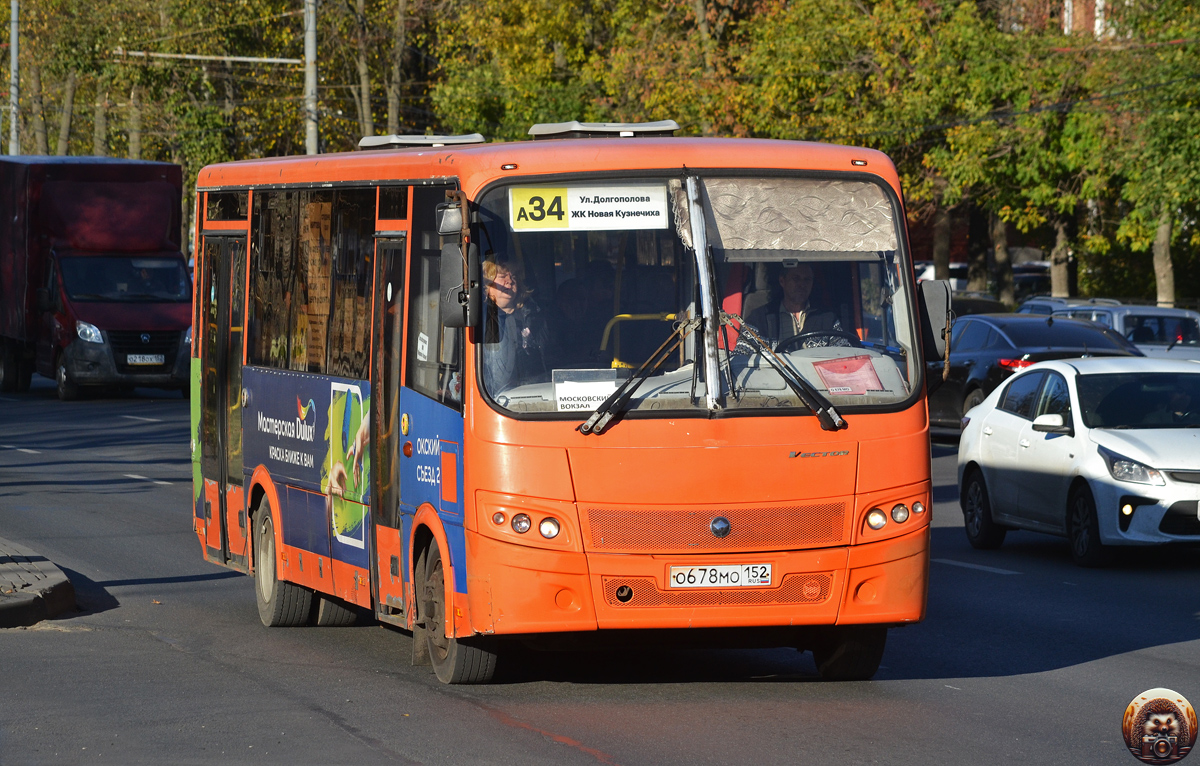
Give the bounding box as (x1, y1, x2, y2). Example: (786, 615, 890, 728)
(421, 541, 498, 684)
(961, 467, 1006, 549)
(311, 594, 358, 626)
(812, 626, 887, 681)
(254, 503, 312, 627)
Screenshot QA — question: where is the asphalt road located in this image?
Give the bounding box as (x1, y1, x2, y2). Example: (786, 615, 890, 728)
(2, 380, 1198, 765)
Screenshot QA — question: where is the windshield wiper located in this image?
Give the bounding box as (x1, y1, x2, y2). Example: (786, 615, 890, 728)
(578, 318, 701, 435)
(69, 293, 111, 300)
(722, 311, 847, 431)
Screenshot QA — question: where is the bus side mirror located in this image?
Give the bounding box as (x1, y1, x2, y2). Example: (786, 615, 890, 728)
(919, 279, 951, 362)
(440, 242, 480, 328)
(435, 202, 463, 236)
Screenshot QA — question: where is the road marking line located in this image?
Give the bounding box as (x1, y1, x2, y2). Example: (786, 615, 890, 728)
(16, 448, 40, 454)
(931, 558, 1022, 575)
(121, 415, 162, 423)
(0, 396, 17, 402)
(0, 444, 12, 448)
(125, 473, 172, 486)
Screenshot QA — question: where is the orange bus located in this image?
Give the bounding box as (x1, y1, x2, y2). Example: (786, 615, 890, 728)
(190, 121, 951, 683)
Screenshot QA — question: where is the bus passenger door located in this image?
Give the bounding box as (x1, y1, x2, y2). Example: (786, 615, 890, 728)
(198, 235, 247, 567)
(399, 186, 466, 617)
(372, 236, 408, 617)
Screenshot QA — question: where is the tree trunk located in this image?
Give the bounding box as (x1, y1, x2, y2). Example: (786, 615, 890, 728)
(991, 212, 1014, 307)
(55, 70, 78, 156)
(932, 205, 952, 282)
(1050, 217, 1070, 297)
(354, 0, 373, 139)
(1153, 208, 1175, 307)
(386, 0, 407, 135)
(967, 205, 988, 292)
(93, 79, 109, 157)
(690, 0, 715, 136)
(128, 86, 142, 159)
(30, 66, 49, 155)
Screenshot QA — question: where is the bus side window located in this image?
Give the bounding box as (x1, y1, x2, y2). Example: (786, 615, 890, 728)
(328, 189, 375, 379)
(405, 187, 463, 411)
(247, 190, 300, 370)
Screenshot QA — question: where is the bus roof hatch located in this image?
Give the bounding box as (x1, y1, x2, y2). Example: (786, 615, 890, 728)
(527, 120, 679, 139)
(358, 134, 487, 150)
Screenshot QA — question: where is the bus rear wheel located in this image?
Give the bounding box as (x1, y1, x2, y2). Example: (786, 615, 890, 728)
(254, 503, 312, 627)
(811, 626, 888, 681)
(420, 541, 498, 684)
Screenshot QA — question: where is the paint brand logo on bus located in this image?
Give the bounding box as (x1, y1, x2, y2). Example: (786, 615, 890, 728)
(256, 409, 316, 443)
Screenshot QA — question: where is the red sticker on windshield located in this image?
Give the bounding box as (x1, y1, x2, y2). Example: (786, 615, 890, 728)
(812, 356, 883, 395)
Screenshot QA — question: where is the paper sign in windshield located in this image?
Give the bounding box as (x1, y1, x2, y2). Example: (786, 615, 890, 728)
(510, 184, 668, 232)
(812, 356, 883, 395)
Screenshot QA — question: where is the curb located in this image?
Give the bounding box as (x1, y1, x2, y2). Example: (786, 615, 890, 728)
(0, 537, 76, 628)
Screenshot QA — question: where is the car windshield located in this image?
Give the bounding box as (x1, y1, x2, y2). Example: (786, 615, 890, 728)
(474, 175, 919, 416)
(1001, 319, 1133, 351)
(1125, 315, 1200, 346)
(60, 255, 190, 303)
(1078, 372, 1200, 429)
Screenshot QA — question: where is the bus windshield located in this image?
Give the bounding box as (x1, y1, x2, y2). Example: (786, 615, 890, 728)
(475, 174, 918, 416)
(60, 255, 191, 303)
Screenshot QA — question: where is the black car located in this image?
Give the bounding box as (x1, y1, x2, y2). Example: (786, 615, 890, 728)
(927, 313, 1142, 429)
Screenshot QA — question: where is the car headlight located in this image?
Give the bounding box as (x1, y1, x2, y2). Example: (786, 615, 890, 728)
(183, 326, 192, 345)
(1098, 446, 1165, 486)
(76, 321, 103, 344)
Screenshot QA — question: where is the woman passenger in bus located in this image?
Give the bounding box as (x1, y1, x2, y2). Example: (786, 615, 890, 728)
(481, 259, 553, 394)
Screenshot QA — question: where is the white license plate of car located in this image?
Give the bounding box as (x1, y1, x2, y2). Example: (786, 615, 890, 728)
(668, 564, 772, 588)
(126, 354, 164, 365)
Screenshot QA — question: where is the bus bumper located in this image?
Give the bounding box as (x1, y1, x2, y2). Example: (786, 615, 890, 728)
(463, 525, 928, 636)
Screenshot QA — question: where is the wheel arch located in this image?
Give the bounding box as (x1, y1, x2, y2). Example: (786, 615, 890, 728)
(409, 504, 458, 638)
(247, 465, 282, 578)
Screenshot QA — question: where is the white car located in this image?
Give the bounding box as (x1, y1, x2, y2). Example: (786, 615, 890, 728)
(957, 357, 1200, 566)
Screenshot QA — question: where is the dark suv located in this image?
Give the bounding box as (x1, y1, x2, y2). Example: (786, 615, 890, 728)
(928, 313, 1141, 429)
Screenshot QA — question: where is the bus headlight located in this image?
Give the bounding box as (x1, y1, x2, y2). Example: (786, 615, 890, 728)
(866, 509, 888, 530)
(912, 501, 926, 515)
(538, 518, 560, 539)
(491, 512, 506, 526)
(891, 504, 910, 523)
(76, 321, 103, 344)
(511, 514, 531, 534)
(183, 326, 192, 345)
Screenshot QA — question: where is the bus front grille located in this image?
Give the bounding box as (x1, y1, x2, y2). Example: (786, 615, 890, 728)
(601, 573, 833, 608)
(581, 502, 847, 553)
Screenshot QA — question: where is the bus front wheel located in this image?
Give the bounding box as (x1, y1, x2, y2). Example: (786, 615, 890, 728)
(812, 626, 887, 681)
(420, 540, 498, 684)
(254, 503, 312, 627)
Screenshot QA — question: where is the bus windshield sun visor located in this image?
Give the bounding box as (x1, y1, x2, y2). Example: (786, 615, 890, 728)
(695, 177, 897, 262)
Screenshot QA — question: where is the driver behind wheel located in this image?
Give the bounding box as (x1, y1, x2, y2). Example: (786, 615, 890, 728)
(741, 263, 847, 349)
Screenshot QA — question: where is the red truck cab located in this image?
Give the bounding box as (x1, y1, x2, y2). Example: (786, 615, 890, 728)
(0, 157, 189, 399)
